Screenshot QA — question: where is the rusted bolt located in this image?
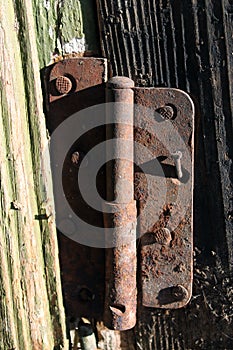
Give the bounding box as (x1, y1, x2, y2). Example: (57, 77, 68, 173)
(171, 285, 188, 301)
(156, 105, 174, 120)
(153, 228, 172, 245)
(171, 151, 183, 179)
(55, 75, 73, 94)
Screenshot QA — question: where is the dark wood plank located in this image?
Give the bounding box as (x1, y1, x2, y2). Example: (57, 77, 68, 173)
(97, 0, 233, 348)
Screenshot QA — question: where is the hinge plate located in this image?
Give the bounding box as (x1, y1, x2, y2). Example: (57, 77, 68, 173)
(43, 58, 194, 323)
(134, 88, 194, 308)
(43, 58, 108, 320)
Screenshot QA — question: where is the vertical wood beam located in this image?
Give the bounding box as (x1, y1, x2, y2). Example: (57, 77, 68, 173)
(0, 0, 69, 348)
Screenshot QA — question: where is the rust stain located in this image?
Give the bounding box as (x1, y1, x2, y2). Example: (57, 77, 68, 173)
(134, 87, 194, 309)
(104, 77, 137, 331)
(43, 58, 107, 322)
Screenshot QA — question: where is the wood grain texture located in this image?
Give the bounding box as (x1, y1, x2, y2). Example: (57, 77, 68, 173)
(97, 0, 233, 348)
(0, 0, 68, 348)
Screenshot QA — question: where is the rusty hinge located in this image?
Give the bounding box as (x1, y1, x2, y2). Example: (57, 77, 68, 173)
(43, 58, 194, 331)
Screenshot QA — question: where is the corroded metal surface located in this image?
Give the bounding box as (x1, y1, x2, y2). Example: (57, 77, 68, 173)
(43, 60, 194, 325)
(43, 58, 107, 321)
(104, 77, 137, 330)
(134, 88, 194, 308)
(103, 201, 137, 330)
(44, 57, 107, 132)
(55, 75, 73, 95)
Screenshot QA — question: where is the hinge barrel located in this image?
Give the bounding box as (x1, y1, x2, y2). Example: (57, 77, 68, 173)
(103, 77, 137, 330)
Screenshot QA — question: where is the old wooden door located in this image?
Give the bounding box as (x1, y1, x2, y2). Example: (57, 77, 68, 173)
(1, 0, 233, 349)
(95, 1, 233, 349)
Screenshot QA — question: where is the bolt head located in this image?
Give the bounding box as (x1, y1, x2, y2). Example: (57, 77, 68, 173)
(171, 285, 188, 301)
(56, 76, 73, 95)
(156, 105, 174, 120)
(153, 228, 172, 245)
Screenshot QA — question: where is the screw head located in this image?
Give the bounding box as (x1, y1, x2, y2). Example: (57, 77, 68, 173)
(153, 228, 172, 245)
(156, 105, 174, 120)
(55, 75, 73, 95)
(171, 285, 188, 301)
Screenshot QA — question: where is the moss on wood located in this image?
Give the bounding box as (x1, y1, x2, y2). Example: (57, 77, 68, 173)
(0, 0, 68, 348)
(32, 0, 99, 68)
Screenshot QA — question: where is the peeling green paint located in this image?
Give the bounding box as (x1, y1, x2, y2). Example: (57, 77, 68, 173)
(32, 0, 58, 66)
(59, 0, 83, 42)
(32, 0, 99, 67)
(0, 0, 68, 348)
(0, 0, 100, 347)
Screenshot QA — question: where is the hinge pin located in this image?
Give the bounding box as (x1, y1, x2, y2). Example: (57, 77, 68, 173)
(104, 76, 137, 331)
